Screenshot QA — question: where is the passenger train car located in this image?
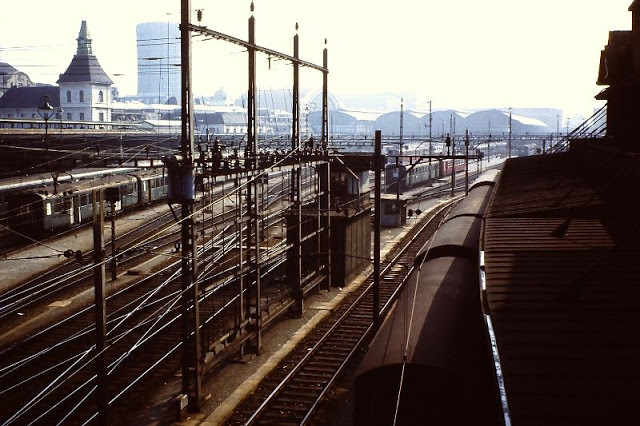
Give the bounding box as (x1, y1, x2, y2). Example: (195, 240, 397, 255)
(5, 169, 167, 237)
(385, 158, 467, 194)
(0, 168, 141, 220)
(354, 169, 503, 425)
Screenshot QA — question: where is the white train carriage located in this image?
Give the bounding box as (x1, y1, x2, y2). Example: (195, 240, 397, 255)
(6, 170, 167, 237)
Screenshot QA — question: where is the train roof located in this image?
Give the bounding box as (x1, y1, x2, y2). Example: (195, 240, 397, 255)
(12, 169, 164, 198)
(482, 147, 640, 423)
(446, 185, 494, 222)
(0, 167, 142, 192)
(414, 215, 483, 266)
(469, 169, 500, 190)
(356, 256, 480, 375)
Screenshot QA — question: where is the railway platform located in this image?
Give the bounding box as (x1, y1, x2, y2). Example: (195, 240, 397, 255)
(483, 143, 640, 425)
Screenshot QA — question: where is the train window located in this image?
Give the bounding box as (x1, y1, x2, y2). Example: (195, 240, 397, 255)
(54, 199, 63, 213)
(63, 197, 72, 211)
(80, 193, 88, 206)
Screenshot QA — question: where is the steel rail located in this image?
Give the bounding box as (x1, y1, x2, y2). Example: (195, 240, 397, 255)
(240, 200, 455, 425)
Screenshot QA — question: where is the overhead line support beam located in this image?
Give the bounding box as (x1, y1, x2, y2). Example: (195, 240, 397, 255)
(186, 23, 328, 73)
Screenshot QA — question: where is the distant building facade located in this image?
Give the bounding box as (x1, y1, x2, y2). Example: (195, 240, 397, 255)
(136, 22, 181, 104)
(57, 21, 113, 123)
(0, 21, 112, 125)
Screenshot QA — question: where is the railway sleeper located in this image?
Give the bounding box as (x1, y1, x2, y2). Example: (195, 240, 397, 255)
(262, 411, 307, 424)
(276, 393, 318, 404)
(307, 358, 343, 367)
(318, 346, 352, 355)
(257, 414, 303, 425)
(348, 312, 374, 321)
(328, 333, 362, 343)
(303, 364, 339, 374)
(268, 402, 312, 413)
(297, 370, 334, 380)
(286, 383, 323, 391)
(339, 322, 370, 331)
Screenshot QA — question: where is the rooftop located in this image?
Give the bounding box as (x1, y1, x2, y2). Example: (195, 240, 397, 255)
(483, 142, 640, 425)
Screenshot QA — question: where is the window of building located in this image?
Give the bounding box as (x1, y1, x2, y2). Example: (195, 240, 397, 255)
(67, 113, 72, 120)
(79, 112, 85, 121)
(98, 91, 104, 102)
(99, 112, 104, 122)
(66, 91, 71, 103)
(79, 90, 84, 103)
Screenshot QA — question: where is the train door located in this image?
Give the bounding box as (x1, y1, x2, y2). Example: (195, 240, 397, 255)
(73, 194, 81, 224)
(66, 195, 75, 225)
(142, 179, 150, 204)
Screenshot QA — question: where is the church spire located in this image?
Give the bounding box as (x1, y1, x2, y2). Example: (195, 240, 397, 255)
(76, 20, 92, 56)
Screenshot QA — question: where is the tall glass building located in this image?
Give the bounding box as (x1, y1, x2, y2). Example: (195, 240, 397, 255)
(136, 22, 181, 104)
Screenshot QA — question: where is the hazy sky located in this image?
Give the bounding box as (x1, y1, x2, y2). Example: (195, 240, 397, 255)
(0, 0, 633, 117)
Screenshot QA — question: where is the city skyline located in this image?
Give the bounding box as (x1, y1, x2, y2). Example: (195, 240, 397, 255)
(0, 0, 633, 118)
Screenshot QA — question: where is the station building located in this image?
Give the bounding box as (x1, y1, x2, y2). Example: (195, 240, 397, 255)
(0, 21, 113, 125)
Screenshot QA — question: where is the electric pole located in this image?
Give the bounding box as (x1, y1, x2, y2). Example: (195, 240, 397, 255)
(179, 0, 201, 412)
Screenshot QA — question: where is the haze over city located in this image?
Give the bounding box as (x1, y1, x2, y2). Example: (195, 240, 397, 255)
(0, 0, 632, 117)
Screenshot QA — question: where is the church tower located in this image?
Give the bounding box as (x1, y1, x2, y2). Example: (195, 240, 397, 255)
(57, 21, 113, 123)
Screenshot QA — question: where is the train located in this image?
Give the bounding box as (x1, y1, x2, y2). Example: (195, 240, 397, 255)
(517, 143, 540, 157)
(384, 158, 467, 194)
(354, 169, 503, 426)
(0, 167, 143, 219)
(4, 169, 167, 237)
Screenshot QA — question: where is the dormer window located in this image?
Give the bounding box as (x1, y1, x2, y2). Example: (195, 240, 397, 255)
(98, 90, 104, 103)
(66, 90, 71, 103)
(79, 90, 84, 103)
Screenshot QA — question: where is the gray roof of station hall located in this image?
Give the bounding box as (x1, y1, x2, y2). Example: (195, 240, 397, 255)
(57, 21, 113, 85)
(0, 86, 60, 108)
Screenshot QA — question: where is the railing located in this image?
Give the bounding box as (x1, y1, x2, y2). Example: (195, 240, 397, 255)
(549, 104, 607, 153)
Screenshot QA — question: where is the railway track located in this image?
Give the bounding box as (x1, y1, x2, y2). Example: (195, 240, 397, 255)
(226, 200, 456, 425)
(0, 174, 304, 425)
(0, 209, 179, 326)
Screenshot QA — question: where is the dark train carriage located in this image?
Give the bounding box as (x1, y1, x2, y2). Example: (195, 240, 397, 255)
(354, 256, 500, 426)
(6, 192, 47, 235)
(446, 169, 499, 221)
(7, 191, 74, 236)
(447, 186, 494, 221)
(469, 169, 499, 190)
(354, 166, 503, 425)
(414, 215, 484, 266)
